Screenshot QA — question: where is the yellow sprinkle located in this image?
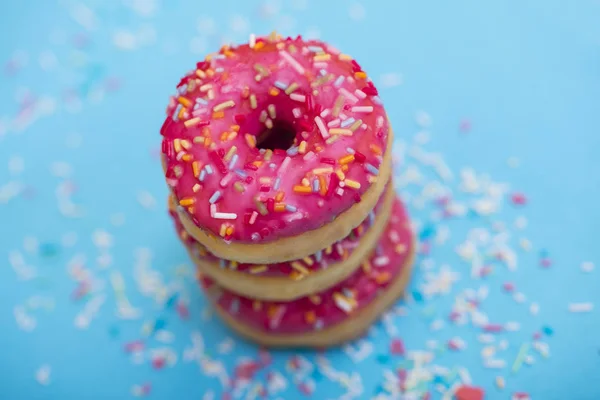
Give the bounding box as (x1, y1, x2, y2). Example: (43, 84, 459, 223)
(205, 69, 215, 77)
(219, 131, 228, 141)
(180, 139, 191, 150)
(274, 203, 286, 212)
(289, 271, 305, 281)
(184, 117, 202, 128)
(192, 161, 201, 177)
(229, 260, 238, 270)
(259, 177, 273, 185)
(303, 256, 314, 266)
(231, 124, 240, 132)
(350, 119, 363, 132)
(213, 100, 235, 112)
(212, 111, 225, 119)
(369, 144, 382, 155)
(362, 260, 372, 274)
(250, 94, 257, 109)
(173, 138, 182, 152)
(204, 137, 212, 147)
(339, 154, 355, 165)
(268, 104, 276, 119)
(252, 300, 262, 311)
(219, 224, 227, 237)
(234, 182, 245, 193)
(301, 178, 310, 187)
(227, 132, 238, 141)
(291, 261, 309, 275)
(285, 82, 299, 95)
(298, 141, 307, 154)
(367, 175, 377, 184)
(304, 311, 317, 324)
(245, 133, 257, 148)
(264, 149, 273, 161)
(313, 167, 334, 175)
(344, 179, 361, 189)
(187, 206, 195, 214)
(275, 191, 285, 202)
(269, 87, 280, 96)
(354, 71, 367, 79)
(178, 96, 192, 108)
(335, 169, 346, 180)
(395, 243, 407, 254)
(313, 54, 331, 62)
(193, 136, 205, 144)
(329, 128, 353, 136)
(339, 54, 352, 61)
(332, 95, 345, 117)
(309, 295, 322, 305)
(173, 165, 183, 177)
(179, 197, 195, 206)
(250, 265, 268, 274)
(199, 84, 212, 92)
(224, 146, 237, 162)
(325, 245, 332, 255)
(192, 183, 201, 192)
(195, 69, 206, 79)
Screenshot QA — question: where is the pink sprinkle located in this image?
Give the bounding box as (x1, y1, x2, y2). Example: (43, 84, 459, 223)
(124, 340, 144, 353)
(390, 338, 405, 355)
(152, 357, 166, 370)
(503, 282, 515, 292)
(176, 302, 189, 319)
(235, 361, 260, 380)
(483, 324, 504, 333)
(511, 192, 528, 206)
(459, 119, 472, 133)
(532, 331, 542, 340)
(540, 258, 552, 268)
(298, 382, 313, 395)
(512, 392, 531, 400)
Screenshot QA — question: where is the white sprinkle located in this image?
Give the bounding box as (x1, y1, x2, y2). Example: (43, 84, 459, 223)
(137, 190, 156, 209)
(354, 89, 367, 99)
(484, 358, 506, 369)
(568, 302, 594, 313)
(327, 118, 341, 128)
(373, 256, 390, 267)
(351, 106, 374, 113)
(415, 110, 432, 127)
(292, 108, 302, 118)
(279, 157, 291, 175)
(376, 115, 384, 129)
(210, 204, 216, 217)
(249, 211, 258, 225)
(290, 93, 306, 102)
(581, 261, 595, 273)
(339, 87, 359, 103)
(348, 2, 366, 21)
(249, 33, 256, 48)
(315, 116, 329, 139)
(379, 72, 403, 88)
(213, 212, 237, 220)
(530, 303, 540, 315)
(35, 365, 51, 386)
(279, 50, 305, 74)
(320, 108, 330, 118)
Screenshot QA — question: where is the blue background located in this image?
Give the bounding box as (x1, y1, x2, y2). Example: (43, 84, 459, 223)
(1, 1, 599, 399)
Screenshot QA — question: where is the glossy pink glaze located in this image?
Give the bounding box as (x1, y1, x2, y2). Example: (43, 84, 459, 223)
(160, 34, 389, 243)
(169, 185, 389, 278)
(197, 197, 412, 334)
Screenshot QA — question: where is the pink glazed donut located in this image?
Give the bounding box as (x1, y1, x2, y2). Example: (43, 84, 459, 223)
(160, 33, 393, 263)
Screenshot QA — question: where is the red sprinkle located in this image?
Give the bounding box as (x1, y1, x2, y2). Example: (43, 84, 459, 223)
(511, 192, 528, 206)
(245, 176, 254, 184)
(390, 338, 405, 356)
(327, 173, 340, 198)
(234, 114, 246, 124)
(354, 151, 366, 163)
(209, 151, 228, 174)
(152, 357, 166, 370)
(320, 157, 336, 165)
(244, 163, 258, 171)
(455, 385, 485, 400)
(259, 185, 271, 192)
(266, 198, 275, 212)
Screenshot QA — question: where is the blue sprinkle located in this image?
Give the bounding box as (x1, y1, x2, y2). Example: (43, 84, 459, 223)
(315, 250, 323, 262)
(376, 354, 389, 364)
(234, 169, 247, 178)
(368, 211, 375, 226)
(40, 243, 59, 257)
(373, 96, 383, 105)
(199, 170, 206, 182)
(172, 104, 183, 121)
(274, 81, 288, 90)
(196, 97, 208, 105)
(287, 146, 299, 156)
(346, 147, 355, 154)
(366, 163, 379, 175)
(228, 154, 239, 170)
(334, 76, 345, 87)
(153, 318, 166, 332)
(230, 299, 240, 313)
(205, 165, 213, 174)
(312, 179, 320, 192)
(341, 118, 356, 128)
(419, 224, 436, 240)
(215, 67, 224, 73)
(166, 293, 179, 308)
(342, 288, 353, 298)
(213, 54, 225, 59)
(269, 163, 277, 170)
(307, 46, 324, 53)
(209, 191, 221, 204)
(413, 291, 424, 302)
(542, 326, 554, 336)
(274, 177, 281, 190)
(285, 204, 297, 212)
(219, 259, 226, 269)
(178, 84, 188, 94)
(320, 69, 327, 76)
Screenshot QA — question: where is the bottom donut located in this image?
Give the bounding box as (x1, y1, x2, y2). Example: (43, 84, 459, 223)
(192, 197, 415, 348)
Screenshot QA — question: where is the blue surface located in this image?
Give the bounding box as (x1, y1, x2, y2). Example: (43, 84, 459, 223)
(1, 1, 599, 399)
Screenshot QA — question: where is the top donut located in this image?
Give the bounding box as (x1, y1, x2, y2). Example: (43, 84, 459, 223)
(160, 33, 390, 245)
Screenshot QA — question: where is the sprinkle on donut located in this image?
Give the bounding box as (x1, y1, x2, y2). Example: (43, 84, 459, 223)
(161, 33, 390, 243)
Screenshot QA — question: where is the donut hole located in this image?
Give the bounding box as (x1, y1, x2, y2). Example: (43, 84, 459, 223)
(256, 120, 296, 151)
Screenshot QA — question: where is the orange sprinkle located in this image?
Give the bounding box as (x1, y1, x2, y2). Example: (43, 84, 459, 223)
(339, 154, 355, 165)
(304, 311, 317, 324)
(178, 107, 186, 120)
(224, 49, 235, 58)
(325, 245, 332, 255)
(231, 124, 240, 132)
(269, 87, 280, 96)
(254, 41, 265, 50)
(252, 160, 263, 168)
(267, 305, 281, 318)
(245, 133, 257, 148)
(227, 132, 238, 141)
(369, 144, 382, 155)
(179, 197, 195, 206)
(212, 111, 225, 119)
(204, 137, 212, 147)
(354, 71, 367, 79)
(250, 265, 267, 274)
(219, 131, 228, 141)
(293, 185, 312, 194)
(252, 300, 262, 311)
(309, 295, 322, 305)
(219, 224, 227, 237)
(274, 203, 286, 212)
(341, 165, 349, 172)
(339, 54, 352, 61)
(275, 191, 285, 202)
(230, 260, 238, 270)
(181, 154, 192, 162)
(187, 206, 195, 214)
(205, 69, 215, 77)
(374, 271, 392, 284)
(178, 96, 192, 108)
(395, 243, 407, 254)
(226, 226, 234, 236)
(318, 175, 327, 196)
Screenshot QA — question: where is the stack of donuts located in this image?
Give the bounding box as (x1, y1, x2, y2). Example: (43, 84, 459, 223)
(160, 33, 414, 347)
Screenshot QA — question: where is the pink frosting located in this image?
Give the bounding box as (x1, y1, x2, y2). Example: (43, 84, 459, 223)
(197, 197, 412, 334)
(170, 185, 389, 278)
(160, 34, 390, 243)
